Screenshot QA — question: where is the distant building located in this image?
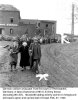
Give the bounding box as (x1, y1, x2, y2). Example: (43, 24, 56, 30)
(0, 4, 20, 36)
(36, 20, 56, 38)
(0, 4, 56, 38)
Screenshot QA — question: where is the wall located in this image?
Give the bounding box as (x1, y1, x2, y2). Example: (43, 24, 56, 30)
(0, 24, 36, 37)
(37, 21, 56, 38)
(0, 10, 56, 38)
(0, 11, 20, 24)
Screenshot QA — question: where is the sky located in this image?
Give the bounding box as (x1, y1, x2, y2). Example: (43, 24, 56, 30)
(0, 0, 78, 35)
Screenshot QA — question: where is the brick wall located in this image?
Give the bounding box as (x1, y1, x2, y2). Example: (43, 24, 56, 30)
(0, 11, 20, 24)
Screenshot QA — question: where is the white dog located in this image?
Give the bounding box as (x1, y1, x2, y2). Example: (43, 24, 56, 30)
(36, 73, 49, 81)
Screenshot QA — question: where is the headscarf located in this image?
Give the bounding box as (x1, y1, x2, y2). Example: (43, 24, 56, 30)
(22, 42, 27, 46)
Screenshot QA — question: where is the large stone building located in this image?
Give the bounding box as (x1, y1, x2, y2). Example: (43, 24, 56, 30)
(0, 4, 56, 38)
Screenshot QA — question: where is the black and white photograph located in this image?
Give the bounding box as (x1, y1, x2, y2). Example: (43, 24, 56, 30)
(0, 0, 78, 99)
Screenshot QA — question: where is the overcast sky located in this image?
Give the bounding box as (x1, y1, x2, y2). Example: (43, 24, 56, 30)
(0, 0, 78, 35)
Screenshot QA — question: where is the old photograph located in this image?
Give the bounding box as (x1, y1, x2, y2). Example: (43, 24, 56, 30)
(0, 0, 78, 88)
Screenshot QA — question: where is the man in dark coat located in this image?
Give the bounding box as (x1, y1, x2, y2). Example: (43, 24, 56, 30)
(29, 37, 41, 74)
(19, 41, 30, 70)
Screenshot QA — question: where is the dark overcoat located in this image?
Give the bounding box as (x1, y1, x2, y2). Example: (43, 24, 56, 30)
(29, 43, 41, 60)
(29, 43, 41, 68)
(9, 45, 18, 65)
(19, 45, 30, 67)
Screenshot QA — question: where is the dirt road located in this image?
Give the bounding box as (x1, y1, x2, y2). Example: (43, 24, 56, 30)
(0, 42, 78, 87)
(41, 43, 78, 87)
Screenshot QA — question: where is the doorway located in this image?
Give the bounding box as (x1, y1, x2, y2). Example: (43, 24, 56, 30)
(0, 28, 5, 35)
(0, 28, 2, 34)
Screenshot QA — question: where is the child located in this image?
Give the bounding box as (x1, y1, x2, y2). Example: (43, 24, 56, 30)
(9, 41, 18, 71)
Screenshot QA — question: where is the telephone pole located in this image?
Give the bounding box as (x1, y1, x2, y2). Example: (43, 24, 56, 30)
(71, 4, 74, 36)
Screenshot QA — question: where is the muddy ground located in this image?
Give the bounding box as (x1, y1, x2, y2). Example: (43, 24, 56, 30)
(0, 41, 78, 87)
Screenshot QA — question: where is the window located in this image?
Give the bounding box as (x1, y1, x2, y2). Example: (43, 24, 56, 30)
(10, 29, 13, 34)
(10, 18, 14, 23)
(46, 24, 48, 28)
(38, 23, 40, 27)
(36, 22, 40, 28)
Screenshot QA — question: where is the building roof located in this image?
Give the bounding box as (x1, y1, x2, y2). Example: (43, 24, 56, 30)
(0, 4, 19, 11)
(20, 19, 56, 25)
(40, 20, 56, 23)
(20, 19, 38, 25)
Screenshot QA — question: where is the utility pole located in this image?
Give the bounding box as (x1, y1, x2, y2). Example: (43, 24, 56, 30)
(71, 4, 74, 37)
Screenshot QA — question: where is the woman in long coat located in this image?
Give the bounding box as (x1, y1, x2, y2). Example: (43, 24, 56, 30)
(19, 41, 30, 69)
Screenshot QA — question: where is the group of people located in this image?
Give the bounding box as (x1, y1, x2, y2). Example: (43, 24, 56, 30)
(8, 37, 41, 74)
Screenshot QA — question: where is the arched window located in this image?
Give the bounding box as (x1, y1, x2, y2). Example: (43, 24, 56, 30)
(10, 29, 13, 34)
(38, 23, 40, 27)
